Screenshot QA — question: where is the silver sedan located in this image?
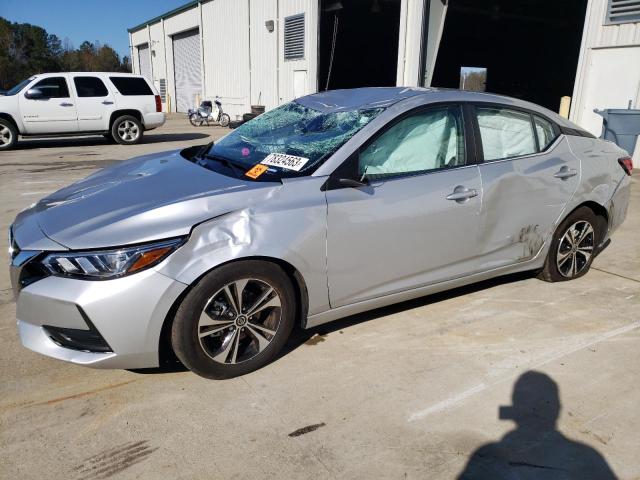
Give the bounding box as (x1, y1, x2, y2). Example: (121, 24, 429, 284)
(9, 88, 633, 379)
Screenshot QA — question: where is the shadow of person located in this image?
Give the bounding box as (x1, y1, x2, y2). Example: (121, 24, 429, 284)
(458, 371, 617, 479)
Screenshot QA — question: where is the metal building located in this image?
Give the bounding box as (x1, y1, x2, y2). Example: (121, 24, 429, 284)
(128, 0, 640, 158)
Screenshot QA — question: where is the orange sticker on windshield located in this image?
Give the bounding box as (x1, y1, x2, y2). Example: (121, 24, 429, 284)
(245, 164, 269, 179)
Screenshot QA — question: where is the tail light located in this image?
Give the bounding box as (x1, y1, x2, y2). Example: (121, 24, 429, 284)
(155, 95, 162, 112)
(618, 156, 633, 176)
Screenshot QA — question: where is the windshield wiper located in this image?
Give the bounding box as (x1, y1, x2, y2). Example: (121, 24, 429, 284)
(201, 153, 245, 179)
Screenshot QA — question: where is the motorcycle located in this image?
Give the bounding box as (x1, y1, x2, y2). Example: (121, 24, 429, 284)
(188, 97, 231, 127)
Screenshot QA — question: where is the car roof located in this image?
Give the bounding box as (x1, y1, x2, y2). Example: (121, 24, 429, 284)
(297, 87, 575, 129)
(32, 72, 145, 77)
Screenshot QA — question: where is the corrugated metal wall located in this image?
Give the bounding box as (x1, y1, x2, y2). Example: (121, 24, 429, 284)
(201, 0, 251, 119)
(571, 0, 640, 159)
(250, 0, 279, 110)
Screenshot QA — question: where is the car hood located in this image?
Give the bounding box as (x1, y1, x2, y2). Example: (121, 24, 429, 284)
(14, 149, 281, 249)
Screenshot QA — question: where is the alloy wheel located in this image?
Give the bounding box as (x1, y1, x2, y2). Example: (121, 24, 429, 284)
(0, 125, 12, 147)
(197, 278, 282, 364)
(117, 120, 140, 142)
(556, 220, 595, 278)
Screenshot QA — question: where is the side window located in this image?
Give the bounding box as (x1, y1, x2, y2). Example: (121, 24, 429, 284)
(476, 107, 536, 161)
(534, 115, 558, 150)
(109, 77, 153, 96)
(74, 76, 108, 97)
(359, 106, 466, 179)
(31, 77, 70, 98)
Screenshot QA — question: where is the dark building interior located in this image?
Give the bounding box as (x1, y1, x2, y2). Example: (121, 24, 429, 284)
(431, 0, 588, 110)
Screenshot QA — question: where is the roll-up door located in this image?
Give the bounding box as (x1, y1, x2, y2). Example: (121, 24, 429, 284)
(173, 29, 202, 113)
(137, 44, 152, 82)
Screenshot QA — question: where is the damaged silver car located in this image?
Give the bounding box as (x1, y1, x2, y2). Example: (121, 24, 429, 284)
(9, 87, 633, 379)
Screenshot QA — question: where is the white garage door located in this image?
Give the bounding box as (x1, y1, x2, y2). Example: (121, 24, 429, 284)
(137, 44, 152, 82)
(173, 29, 202, 113)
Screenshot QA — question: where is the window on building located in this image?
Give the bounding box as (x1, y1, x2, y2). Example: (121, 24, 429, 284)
(359, 106, 466, 179)
(109, 77, 154, 96)
(606, 0, 640, 24)
(284, 13, 305, 60)
(31, 77, 70, 98)
(476, 107, 537, 161)
(73, 77, 108, 97)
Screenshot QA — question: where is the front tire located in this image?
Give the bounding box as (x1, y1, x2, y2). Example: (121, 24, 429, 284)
(0, 119, 18, 150)
(171, 261, 296, 379)
(111, 115, 143, 145)
(540, 206, 601, 282)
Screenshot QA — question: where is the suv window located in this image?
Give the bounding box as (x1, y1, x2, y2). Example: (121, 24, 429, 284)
(534, 115, 558, 150)
(74, 76, 108, 97)
(31, 77, 70, 98)
(109, 77, 153, 96)
(359, 106, 466, 179)
(476, 107, 537, 161)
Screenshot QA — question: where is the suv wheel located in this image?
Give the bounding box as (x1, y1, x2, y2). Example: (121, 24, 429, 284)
(0, 119, 18, 150)
(171, 261, 295, 379)
(540, 206, 601, 282)
(111, 115, 143, 145)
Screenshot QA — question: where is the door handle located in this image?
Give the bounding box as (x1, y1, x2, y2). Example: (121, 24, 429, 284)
(102, 100, 114, 105)
(554, 167, 577, 180)
(446, 186, 478, 202)
(60, 102, 74, 107)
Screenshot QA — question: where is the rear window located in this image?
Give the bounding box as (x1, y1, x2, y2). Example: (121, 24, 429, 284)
(109, 77, 153, 96)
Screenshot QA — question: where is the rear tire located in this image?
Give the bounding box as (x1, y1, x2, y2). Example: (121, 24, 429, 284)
(539, 206, 601, 282)
(111, 115, 143, 145)
(189, 114, 204, 127)
(0, 119, 18, 150)
(171, 261, 296, 379)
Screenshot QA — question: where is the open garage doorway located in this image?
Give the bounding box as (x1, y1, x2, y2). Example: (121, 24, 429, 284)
(318, 0, 401, 91)
(431, 0, 588, 111)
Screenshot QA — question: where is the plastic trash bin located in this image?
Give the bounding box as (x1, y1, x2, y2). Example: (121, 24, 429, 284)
(594, 108, 640, 155)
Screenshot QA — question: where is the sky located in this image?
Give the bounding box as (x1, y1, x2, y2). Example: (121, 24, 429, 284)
(0, 0, 188, 58)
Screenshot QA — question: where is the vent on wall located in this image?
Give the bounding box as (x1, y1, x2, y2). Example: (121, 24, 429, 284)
(606, 0, 640, 24)
(159, 78, 167, 102)
(284, 13, 305, 60)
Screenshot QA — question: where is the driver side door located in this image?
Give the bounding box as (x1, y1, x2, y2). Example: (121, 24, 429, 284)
(19, 75, 78, 134)
(325, 105, 483, 308)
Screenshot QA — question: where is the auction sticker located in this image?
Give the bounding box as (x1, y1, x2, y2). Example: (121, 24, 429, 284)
(245, 164, 269, 179)
(261, 153, 309, 172)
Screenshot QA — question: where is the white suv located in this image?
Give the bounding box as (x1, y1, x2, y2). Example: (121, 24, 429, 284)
(0, 72, 165, 150)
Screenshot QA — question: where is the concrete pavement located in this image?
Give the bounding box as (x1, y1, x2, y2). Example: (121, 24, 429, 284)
(1, 116, 639, 479)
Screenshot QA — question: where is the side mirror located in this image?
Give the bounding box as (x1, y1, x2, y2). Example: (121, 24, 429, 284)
(25, 88, 44, 99)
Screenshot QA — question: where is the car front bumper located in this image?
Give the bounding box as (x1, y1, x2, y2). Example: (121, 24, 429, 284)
(15, 268, 187, 369)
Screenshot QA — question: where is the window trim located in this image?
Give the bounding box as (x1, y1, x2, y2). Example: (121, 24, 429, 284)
(469, 103, 562, 164)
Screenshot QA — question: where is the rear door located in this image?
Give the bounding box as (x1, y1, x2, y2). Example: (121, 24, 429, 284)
(473, 105, 580, 269)
(71, 75, 115, 131)
(326, 104, 483, 308)
(19, 75, 78, 134)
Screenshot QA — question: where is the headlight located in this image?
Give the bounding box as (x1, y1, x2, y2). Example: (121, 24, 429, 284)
(41, 237, 185, 280)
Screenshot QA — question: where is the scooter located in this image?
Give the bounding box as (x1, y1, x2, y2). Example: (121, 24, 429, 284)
(188, 96, 231, 127)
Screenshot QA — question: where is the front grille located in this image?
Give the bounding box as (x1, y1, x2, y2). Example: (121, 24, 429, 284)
(44, 307, 112, 353)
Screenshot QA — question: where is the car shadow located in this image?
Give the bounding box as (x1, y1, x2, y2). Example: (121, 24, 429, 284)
(278, 270, 537, 359)
(129, 271, 538, 376)
(11, 132, 210, 150)
(457, 371, 617, 479)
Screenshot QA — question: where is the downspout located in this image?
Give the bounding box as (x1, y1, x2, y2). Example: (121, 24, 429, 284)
(199, 1, 207, 101)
